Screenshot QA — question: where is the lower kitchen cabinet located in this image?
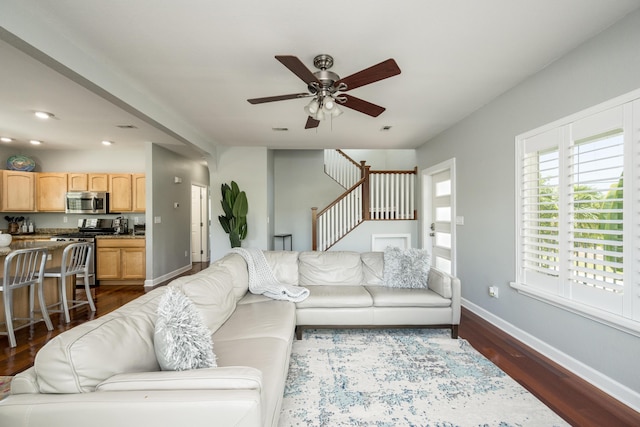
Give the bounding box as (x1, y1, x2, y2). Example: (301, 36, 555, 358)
(96, 238, 145, 285)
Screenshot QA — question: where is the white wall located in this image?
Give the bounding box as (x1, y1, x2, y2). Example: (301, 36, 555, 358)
(210, 146, 270, 261)
(416, 9, 640, 407)
(341, 149, 416, 170)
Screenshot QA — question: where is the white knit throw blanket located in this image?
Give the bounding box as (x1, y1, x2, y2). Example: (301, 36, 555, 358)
(230, 248, 309, 302)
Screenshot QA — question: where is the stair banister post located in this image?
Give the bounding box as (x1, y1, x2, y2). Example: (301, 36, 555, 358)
(362, 165, 371, 221)
(311, 207, 318, 251)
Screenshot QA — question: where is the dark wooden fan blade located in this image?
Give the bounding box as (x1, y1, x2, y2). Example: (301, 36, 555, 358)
(247, 93, 311, 104)
(334, 59, 401, 91)
(305, 116, 320, 129)
(340, 94, 386, 117)
(275, 55, 320, 86)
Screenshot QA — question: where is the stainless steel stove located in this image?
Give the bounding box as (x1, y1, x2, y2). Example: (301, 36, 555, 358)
(49, 218, 128, 286)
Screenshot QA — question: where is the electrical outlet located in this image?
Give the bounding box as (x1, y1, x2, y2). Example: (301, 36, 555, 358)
(489, 286, 499, 298)
(63, 216, 68, 223)
(184, 251, 188, 257)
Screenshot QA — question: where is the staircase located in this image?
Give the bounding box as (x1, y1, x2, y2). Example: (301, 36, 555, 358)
(312, 150, 417, 251)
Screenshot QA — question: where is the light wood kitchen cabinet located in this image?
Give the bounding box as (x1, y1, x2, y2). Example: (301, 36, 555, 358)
(67, 173, 88, 191)
(1, 170, 35, 212)
(96, 238, 145, 284)
(88, 174, 109, 192)
(132, 174, 145, 212)
(108, 174, 133, 212)
(36, 173, 68, 212)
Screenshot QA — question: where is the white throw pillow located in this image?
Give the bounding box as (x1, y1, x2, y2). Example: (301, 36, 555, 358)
(154, 287, 217, 371)
(382, 246, 431, 288)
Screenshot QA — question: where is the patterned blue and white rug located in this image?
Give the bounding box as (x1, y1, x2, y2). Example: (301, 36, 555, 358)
(279, 329, 569, 426)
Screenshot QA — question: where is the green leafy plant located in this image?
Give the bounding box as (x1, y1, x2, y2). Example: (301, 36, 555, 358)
(218, 181, 248, 247)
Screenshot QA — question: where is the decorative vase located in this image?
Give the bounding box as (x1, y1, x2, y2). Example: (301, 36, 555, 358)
(8, 222, 19, 234)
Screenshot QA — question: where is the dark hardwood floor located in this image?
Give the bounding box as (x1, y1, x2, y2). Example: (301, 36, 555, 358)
(1, 263, 638, 426)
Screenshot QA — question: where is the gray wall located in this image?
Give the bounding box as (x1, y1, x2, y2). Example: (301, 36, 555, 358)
(416, 9, 640, 403)
(148, 144, 209, 283)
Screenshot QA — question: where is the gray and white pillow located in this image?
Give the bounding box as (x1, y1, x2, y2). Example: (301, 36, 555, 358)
(382, 246, 431, 289)
(154, 287, 217, 371)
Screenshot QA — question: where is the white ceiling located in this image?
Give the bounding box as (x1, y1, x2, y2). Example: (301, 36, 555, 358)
(1, 0, 639, 159)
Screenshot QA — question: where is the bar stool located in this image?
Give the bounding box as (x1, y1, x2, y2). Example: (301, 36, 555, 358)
(0, 248, 53, 348)
(42, 242, 96, 323)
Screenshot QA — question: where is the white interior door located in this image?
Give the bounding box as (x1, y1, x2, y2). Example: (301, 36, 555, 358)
(191, 185, 209, 262)
(422, 159, 456, 275)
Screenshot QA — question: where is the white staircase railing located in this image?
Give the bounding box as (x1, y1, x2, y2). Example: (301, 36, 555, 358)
(313, 150, 418, 250)
(324, 149, 363, 189)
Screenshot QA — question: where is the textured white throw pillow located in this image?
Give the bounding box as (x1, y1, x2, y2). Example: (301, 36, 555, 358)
(154, 287, 217, 371)
(382, 246, 431, 288)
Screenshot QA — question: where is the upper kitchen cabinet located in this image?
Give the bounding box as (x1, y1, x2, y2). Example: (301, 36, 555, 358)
(88, 173, 108, 192)
(109, 174, 133, 212)
(1, 170, 35, 212)
(132, 174, 145, 212)
(36, 173, 68, 212)
(68, 173, 88, 191)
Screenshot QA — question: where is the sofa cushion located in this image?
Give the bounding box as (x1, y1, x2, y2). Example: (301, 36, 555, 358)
(211, 253, 249, 301)
(34, 289, 165, 394)
(169, 268, 236, 333)
(154, 288, 217, 371)
(295, 285, 373, 308)
(383, 246, 430, 288)
(264, 250, 299, 285)
(366, 286, 451, 307)
(361, 251, 384, 285)
(214, 300, 296, 343)
(298, 251, 363, 286)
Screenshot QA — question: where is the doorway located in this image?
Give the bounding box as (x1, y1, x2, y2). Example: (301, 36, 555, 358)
(422, 159, 456, 275)
(191, 185, 210, 262)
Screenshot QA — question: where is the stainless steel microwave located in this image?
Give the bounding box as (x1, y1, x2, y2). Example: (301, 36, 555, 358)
(65, 191, 110, 214)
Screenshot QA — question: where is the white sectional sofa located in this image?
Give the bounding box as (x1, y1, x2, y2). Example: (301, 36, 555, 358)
(0, 250, 460, 427)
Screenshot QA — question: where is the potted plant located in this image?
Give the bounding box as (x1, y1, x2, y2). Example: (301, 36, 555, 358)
(218, 181, 248, 247)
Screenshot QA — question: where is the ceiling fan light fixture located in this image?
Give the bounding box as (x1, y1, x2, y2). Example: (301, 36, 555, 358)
(304, 99, 320, 115)
(330, 105, 343, 118)
(323, 96, 336, 111)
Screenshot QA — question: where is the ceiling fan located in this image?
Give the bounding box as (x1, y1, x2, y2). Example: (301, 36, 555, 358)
(247, 54, 401, 129)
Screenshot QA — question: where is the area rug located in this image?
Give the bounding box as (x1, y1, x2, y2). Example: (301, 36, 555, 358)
(279, 329, 569, 426)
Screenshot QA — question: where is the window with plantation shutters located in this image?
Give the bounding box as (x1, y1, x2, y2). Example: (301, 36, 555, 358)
(514, 92, 640, 336)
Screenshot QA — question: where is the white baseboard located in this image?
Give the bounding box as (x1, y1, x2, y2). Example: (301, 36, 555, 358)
(143, 264, 193, 288)
(462, 298, 640, 413)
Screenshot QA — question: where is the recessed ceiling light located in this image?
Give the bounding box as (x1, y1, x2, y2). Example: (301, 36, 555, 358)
(101, 140, 114, 146)
(30, 140, 42, 145)
(0, 137, 12, 143)
(34, 111, 54, 120)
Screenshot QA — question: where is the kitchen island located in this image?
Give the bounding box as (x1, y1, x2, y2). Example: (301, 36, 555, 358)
(0, 240, 74, 334)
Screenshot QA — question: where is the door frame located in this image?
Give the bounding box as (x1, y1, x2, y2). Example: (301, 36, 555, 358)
(421, 158, 457, 276)
(191, 184, 210, 263)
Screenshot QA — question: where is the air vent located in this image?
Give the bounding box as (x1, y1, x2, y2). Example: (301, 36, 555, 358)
(116, 124, 138, 129)
(272, 127, 289, 132)
(380, 126, 392, 131)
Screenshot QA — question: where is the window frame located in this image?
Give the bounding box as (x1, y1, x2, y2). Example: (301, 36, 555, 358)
(513, 89, 640, 337)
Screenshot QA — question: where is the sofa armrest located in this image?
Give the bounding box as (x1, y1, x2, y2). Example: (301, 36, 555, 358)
(95, 366, 262, 392)
(428, 268, 461, 325)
